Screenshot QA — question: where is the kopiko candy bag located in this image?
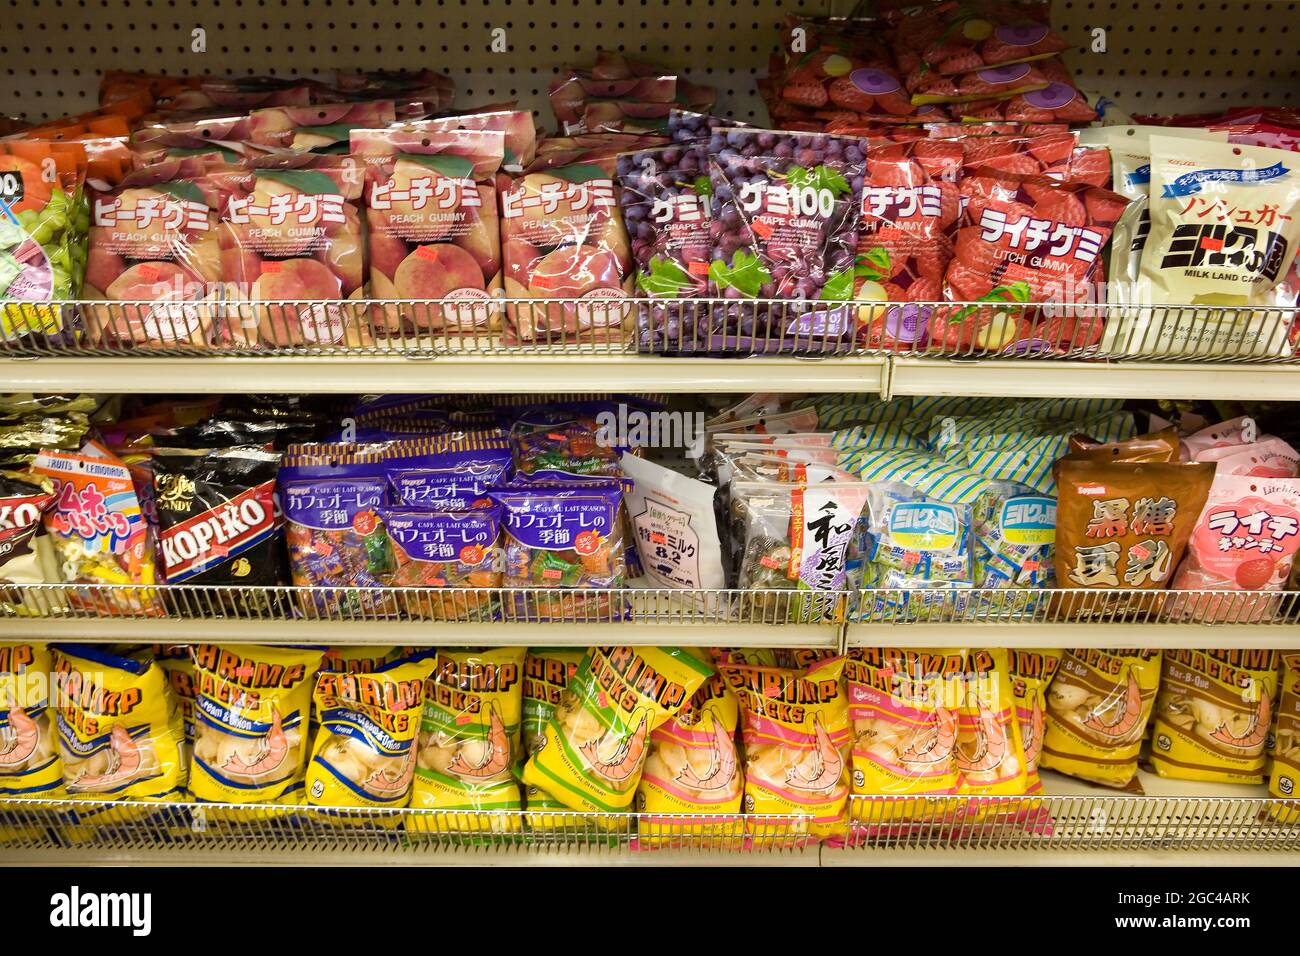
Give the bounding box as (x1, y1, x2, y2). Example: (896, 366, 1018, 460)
(854, 139, 961, 350)
(32, 445, 160, 612)
(1149, 648, 1279, 785)
(220, 153, 369, 349)
(408, 648, 526, 828)
(616, 145, 714, 351)
(384, 431, 513, 510)
(1007, 647, 1062, 792)
(352, 127, 506, 334)
(152, 447, 284, 587)
(53, 644, 185, 800)
(279, 443, 397, 616)
(1168, 476, 1300, 623)
(938, 168, 1131, 354)
(0, 471, 57, 594)
(0, 642, 62, 797)
(1135, 138, 1300, 357)
(500, 150, 633, 344)
(307, 653, 433, 809)
(189, 644, 325, 804)
(706, 130, 864, 352)
(385, 506, 503, 620)
(522, 646, 711, 815)
(247, 100, 397, 152)
(1039, 648, 1162, 788)
(720, 655, 851, 841)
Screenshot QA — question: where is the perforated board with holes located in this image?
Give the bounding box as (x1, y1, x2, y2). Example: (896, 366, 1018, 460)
(2, 0, 1296, 123)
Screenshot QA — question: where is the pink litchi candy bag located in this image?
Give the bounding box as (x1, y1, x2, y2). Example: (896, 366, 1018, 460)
(1181, 415, 1260, 461)
(1195, 436, 1299, 478)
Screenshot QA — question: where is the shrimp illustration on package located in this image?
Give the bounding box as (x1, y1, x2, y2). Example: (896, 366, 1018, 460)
(0, 643, 62, 797)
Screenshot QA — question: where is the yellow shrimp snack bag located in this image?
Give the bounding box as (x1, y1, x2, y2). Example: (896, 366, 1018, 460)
(521, 648, 584, 823)
(52, 645, 184, 800)
(523, 646, 711, 814)
(1268, 653, 1300, 815)
(1040, 648, 1162, 787)
(307, 654, 433, 809)
(1149, 649, 1279, 784)
(124, 644, 195, 794)
(0, 643, 62, 797)
(847, 648, 963, 818)
(954, 649, 1031, 797)
(637, 670, 743, 840)
(410, 648, 526, 826)
(719, 656, 851, 841)
(1008, 648, 1062, 793)
(189, 644, 324, 804)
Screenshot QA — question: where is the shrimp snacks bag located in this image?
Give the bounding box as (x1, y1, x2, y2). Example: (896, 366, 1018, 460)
(720, 655, 850, 840)
(521, 647, 585, 823)
(953, 648, 1030, 797)
(409, 648, 526, 824)
(1007, 648, 1061, 792)
(128, 645, 196, 794)
(1039, 648, 1162, 787)
(1149, 649, 1279, 784)
(307, 653, 432, 809)
(1135, 138, 1300, 356)
(189, 644, 325, 804)
(0, 642, 62, 796)
(352, 126, 506, 333)
(52, 644, 185, 799)
(1269, 653, 1300, 811)
(522, 646, 711, 814)
(847, 648, 963, 818)
(637, 668, 743, 839)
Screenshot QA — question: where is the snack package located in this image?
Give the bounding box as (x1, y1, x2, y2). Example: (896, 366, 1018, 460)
(888, 1, 1068, 74)
(52, 644, 184, 799)
(1269, 653, 1300, 809)
(776, 19, 921, 122)
(666, 109, 752, 145)
(619, 452, 725, 590)
(332, 69, 455, 118)
(248, 100, 397, 152)
(854, 139, 960, 350)
(847, 647, 964, 815)
(0, 642, 62, 796)
(82, 156, 227, 348)
(705, 129, 864, 352)
(32, 445, 160, 611)
(522, 646, 711, 814)
(279, 443, 397, 616)
(153, 447, 284, 586)
(1197, 438, 1299, 478)
(352, 127, 505, 334)
(960, 84, 1098, 124)
(616, 144, 713, 351)
(954, 648, 1030, 797)
(384, 431, 512, 509)
(1007, 647, 1062, 792)
(500, 149, 633, 344)
(152, 645, 196, 790)
(409, 648, 526, 822)
(1133, 137, 1300, 356)
(220, 153, 369, 348)
(189, 644, 325, 804)
(637, 668, 744, 840)
(412, 110, 538, 173)
(720, 655, 851, 841)
(0, 471, 58, 599)
(492, 483, 625, 619)
(509, 405, 625, 480)
(1053, 460, 1214, 614)
(521, 647, 585, 822)
(162, 76, 314, 112)
(385, 506, 503, 620)
(1149, 648, 1279, 784)
(306, 653, 432, 809)
(907, 60, 1063, 106)
(128, 112, 258, 165)
(1181, 414, 1258, 460)
(938, 168, 1129, 353)
(1039, 648, 1162, 787)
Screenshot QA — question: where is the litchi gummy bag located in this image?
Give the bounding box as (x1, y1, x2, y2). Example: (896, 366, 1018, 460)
(352, 126, 506, 334)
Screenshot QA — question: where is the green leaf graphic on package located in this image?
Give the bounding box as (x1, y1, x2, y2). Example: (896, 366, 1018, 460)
(709, 249, 772, 298)
(638, 256, 699, 297)
(785, 164, 850, 199)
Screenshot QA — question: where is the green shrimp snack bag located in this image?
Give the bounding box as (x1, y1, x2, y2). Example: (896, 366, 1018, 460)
(521, 647, 585, 823)
(410, 648, 526, 826)
(0, 642, 62, 797)
(52, 644, 184, 800)
(189, 644, 324, 804)
(522, 646, 711, 814)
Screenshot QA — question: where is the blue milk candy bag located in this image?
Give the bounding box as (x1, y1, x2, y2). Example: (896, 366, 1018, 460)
(279, 443, 397, 616)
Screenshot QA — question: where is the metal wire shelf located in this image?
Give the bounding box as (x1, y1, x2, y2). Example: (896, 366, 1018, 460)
(2, 298, 1298, 363)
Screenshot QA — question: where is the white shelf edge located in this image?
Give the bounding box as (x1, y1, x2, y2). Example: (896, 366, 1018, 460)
(819, 847, 1300, 867)
(845, 622, 1300, 649)
(0, 354, 888, 394)
(0, 617, 839, 647)
(887, 358, 1300, 401)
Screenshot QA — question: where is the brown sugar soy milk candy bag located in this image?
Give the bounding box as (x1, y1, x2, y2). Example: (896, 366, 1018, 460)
(1053, 460, 1214, 616)
(1065, 428, 1180, 464)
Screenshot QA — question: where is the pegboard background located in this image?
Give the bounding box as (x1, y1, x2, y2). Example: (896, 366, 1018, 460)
(2, 0, 1296, 123)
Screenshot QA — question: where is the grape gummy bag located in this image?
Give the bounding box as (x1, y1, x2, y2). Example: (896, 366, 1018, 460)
(706, 129, 864, 353)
